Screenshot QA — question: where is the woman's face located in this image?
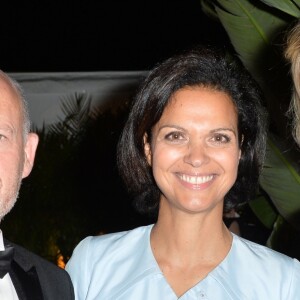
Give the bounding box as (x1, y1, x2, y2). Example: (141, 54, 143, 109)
(144, 86, 241, 215)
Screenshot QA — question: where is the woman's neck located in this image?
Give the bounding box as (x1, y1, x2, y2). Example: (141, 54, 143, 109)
(151, 203, 232, 266)
(150, 204, 233, 297)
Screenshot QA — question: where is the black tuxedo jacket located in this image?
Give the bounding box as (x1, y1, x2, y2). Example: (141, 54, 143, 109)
(4, 240, 74, 300)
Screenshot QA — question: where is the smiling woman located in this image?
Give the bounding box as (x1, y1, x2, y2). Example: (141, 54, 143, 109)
(65, 46, 300, 299)
(145, 88, 240, 216)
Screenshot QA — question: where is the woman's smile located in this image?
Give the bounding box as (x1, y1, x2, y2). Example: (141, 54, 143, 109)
(176, 173, 215, 190)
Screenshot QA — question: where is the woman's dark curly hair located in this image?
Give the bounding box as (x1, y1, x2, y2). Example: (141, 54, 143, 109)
(117, 46, 267, 216)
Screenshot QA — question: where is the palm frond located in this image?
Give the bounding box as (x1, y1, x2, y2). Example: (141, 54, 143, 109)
(211, 0, 290, 79)
(249, 191, 278, 229)
(259, 134, 300, 229)
(200, 0, 220, 21)
(47, 92, 92, 139)
(260, 0, 300, 17)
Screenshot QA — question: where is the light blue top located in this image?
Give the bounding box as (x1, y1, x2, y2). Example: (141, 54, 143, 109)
(66, 224, 300, 300)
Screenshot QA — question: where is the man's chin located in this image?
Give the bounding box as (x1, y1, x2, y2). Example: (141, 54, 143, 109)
(0, 197, 18, 223)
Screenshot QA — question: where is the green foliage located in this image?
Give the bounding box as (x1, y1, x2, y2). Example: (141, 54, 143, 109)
(260, 0, 300, 17)
(260, 135, 300, 226)
(201, 0, 288, 74)
(200, 0, 300, 257)
(248, 192, 277, 229)
(201, 0, 294, 137)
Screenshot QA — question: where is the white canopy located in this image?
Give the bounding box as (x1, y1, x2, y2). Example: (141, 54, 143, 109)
(9, 71, 148, 129)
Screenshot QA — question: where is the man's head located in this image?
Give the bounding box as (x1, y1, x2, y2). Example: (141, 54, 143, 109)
(0, 71, 38, 221)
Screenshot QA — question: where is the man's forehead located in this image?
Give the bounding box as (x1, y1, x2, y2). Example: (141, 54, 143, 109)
(0, 76, 22, 108)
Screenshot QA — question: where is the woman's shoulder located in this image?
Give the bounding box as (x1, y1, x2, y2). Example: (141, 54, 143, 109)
(233, 234, 300, 271)
(71, 224, 153, 261)
(226, 235, 300, 298)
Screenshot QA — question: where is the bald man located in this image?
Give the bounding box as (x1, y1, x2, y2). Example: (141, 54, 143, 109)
(0, 71, 74, 299)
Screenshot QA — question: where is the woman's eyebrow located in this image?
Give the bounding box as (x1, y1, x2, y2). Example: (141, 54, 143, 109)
(157, 124, 185, 131)
(210, 128, 237, 136)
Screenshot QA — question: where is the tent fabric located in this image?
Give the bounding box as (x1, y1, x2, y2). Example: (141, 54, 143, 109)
(9, 71, 148, 129)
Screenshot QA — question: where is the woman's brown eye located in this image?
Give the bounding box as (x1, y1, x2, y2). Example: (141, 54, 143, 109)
(213, 134, 230, 143)
(165, 131, 184, 142)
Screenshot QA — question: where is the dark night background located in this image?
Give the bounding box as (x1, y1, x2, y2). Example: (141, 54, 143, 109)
(1, 1, 232, 72)
(3, 1, 270, 264)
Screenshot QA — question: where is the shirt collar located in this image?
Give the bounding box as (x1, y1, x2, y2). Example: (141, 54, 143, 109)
(0, 230, 4, 250)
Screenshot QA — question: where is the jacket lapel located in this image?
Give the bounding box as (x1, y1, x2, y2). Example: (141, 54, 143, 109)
(9, 260, 43, 300)
(4, 240, 44, 300)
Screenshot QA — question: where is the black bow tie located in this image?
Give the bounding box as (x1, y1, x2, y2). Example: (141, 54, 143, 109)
(0, 245, 14, 279)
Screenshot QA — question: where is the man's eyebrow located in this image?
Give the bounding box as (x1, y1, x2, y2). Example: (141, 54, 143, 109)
(0, 125, 14, 134)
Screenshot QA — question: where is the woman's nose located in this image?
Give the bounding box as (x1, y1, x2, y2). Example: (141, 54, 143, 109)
(183, 142, 209, 167)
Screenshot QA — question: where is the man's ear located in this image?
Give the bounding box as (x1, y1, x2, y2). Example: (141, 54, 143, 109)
(143, 133, 152, 166)
(22, 133, 39, 179)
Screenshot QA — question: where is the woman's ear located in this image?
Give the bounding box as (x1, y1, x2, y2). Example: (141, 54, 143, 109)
(143, 133, 152, 166)
(239, 134, 244, 160)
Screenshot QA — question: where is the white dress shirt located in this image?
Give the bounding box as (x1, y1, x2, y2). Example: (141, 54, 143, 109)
(0, 230, 19, 300)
